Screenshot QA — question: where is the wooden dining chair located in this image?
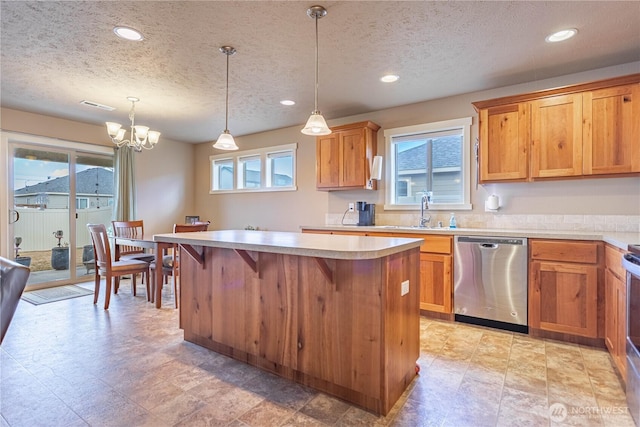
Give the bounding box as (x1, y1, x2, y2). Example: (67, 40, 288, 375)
(87, 223, 150, 309)
(111, 220, 154, 294)
(150, 222, 210, 308)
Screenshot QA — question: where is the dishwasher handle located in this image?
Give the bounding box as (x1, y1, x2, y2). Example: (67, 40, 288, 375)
(456, 236, 527, 246)
(480, 243, 498, 249)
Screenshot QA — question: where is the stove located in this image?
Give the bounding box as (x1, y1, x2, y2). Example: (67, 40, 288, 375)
(625, 245, 640, 427)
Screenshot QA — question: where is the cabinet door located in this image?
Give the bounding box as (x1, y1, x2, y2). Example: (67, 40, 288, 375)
(605, 268, 618, 353)
(419, 253, 452, 313)
(316, 133, 340, 188)
(583, 84, 640, 175)
(529, 261, 598, 337)
(530, 94, 583, 178)
(339, 128, 367, 187)
(479, 103, 529, 182)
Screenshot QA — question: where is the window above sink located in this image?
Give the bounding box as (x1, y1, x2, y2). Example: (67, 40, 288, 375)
(383, 117, 472, 211)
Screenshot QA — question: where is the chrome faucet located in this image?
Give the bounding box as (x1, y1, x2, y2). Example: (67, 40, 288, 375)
(419, 192, 431, 228)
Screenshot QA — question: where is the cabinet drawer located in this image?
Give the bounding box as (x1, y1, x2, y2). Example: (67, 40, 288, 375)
(530, 240, 600, 264)
(605, 244, 626, 280)
(402, 234, 452, 254)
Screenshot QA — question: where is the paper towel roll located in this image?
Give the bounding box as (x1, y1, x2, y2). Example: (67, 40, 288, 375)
(487, 194, 499, 210)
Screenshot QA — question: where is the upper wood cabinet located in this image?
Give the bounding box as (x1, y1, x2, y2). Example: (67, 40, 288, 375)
(316, 121, 380, 190)
(530, 94, 583, 178)
(478, 103, 529, 181)
(583, 84, 640, 175)
(473, 74, 640, 183)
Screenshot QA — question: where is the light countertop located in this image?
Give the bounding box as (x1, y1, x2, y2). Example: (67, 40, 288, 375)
(299, 225, 640, 251)
(154, 229, 423, 260)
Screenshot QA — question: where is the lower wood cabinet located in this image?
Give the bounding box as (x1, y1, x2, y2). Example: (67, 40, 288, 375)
(418, 252, 452, 313)
(605, 244, 627, 379)
(301, 229, 453, 314)
(529, 239, 603, 338)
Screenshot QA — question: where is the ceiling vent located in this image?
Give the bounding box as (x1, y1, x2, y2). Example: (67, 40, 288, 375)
(79, 100, 115, 111)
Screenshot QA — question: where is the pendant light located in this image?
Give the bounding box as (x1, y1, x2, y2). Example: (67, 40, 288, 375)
(213, 46, 239, 150)
(301, 5, 332, 136)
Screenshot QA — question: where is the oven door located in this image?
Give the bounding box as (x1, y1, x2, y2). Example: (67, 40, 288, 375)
(624, 253, 640, 427)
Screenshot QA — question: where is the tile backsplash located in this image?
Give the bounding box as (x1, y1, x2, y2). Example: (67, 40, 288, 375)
(326, 212, 640, 233)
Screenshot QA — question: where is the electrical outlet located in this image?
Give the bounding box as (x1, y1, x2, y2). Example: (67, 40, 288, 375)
(401, 280, 410, 296)
(348, 202, 355, 212)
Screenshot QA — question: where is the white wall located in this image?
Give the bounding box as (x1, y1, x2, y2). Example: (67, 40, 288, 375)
(194, 62, 640, 231)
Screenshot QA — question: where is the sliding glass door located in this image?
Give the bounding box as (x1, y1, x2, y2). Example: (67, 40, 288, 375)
(7, 136, 113, 290)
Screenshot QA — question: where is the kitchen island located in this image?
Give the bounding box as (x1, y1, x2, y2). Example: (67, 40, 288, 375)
(153, 230, 423, 415)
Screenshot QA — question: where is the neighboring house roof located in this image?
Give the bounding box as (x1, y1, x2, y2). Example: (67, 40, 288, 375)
(397, 136, 461, 171)
(14, 168, 114, 195)
(221, 166, 292, 185)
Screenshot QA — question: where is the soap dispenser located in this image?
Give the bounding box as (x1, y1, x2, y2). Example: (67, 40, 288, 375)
(449, 213, 457, 229)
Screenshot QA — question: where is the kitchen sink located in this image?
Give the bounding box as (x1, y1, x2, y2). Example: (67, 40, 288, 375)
(376, 225, 450, 230)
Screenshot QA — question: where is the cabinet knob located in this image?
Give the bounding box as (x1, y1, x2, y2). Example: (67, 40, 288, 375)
(623, 96, 631, 103)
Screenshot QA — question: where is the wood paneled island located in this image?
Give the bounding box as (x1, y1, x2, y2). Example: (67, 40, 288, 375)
(153, 230, 423, 415)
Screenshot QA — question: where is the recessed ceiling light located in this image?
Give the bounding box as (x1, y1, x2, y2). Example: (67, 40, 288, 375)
(113, 26, 144, 41)
(545, 28, 578, 43)
(380, 74, 399, 83)
(280, 100, 295, 106)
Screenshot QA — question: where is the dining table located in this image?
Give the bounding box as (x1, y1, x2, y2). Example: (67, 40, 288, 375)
(112, 235, 172, 308)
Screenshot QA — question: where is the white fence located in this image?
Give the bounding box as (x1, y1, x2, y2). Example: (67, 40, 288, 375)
(14, 208, 112, 251)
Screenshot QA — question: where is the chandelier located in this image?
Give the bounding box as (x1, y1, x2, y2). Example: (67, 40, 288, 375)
(106, 97, 160, 151)
(301, 5, 331, 136)
(213, 46, 239, 150)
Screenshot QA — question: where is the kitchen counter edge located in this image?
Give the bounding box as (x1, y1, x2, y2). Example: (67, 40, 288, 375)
(299, 225, 639, 251)
(154, 229, 423, 260)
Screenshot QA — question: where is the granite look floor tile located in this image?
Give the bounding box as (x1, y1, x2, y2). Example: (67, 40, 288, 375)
(148, 392, 208, 425)
(264, 381, 318, 411)
(0, 280, 631, 427)
(336, 406, 390, 426)
(498, 385, 550, 420)
(237, 400, 296, 426)
(299, 394, 352, 425)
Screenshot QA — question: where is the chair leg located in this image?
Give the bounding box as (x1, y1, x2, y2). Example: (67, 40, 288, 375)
(145, 269, 151, 302)
(114, 276, 120, 294)
(132, 273, 137, 296)
(94, 273, 100, 305)
(104, 275, 112, 310)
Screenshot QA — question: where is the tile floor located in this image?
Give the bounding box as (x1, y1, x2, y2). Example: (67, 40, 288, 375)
(0, 280, 635, 427)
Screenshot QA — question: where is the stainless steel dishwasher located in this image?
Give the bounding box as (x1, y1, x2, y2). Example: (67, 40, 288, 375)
(453, 236, 528, 333)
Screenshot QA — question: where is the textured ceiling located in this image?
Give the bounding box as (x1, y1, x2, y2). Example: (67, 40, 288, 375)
(1, 1, 639, 144)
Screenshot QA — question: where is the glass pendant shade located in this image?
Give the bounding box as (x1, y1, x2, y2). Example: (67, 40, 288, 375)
(147, 131, 161, 145)
(133, 125, 149, 142)
(301, 112, 331, 135)
(115, 128, 126, 141)
(106, 122, 122, 137)
(213, 131, 238, 150)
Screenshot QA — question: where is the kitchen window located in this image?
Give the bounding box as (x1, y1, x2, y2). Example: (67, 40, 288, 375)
(210, 143, 297, 193)
(384, 117, 472, 210)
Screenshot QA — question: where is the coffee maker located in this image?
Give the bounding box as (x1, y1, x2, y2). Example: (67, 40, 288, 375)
(356, 202, 375, 226)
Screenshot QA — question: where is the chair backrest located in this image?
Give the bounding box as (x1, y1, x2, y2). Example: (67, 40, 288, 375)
(111, 220, 145, 255)
(87, 223, 112, 271)
(0, 256, 31, 344)
(174, 223, 209, 233)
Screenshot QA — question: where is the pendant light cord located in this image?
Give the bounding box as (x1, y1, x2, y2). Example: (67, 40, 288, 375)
(314, 13, 319, 113)
(225, 51, 230, 132)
